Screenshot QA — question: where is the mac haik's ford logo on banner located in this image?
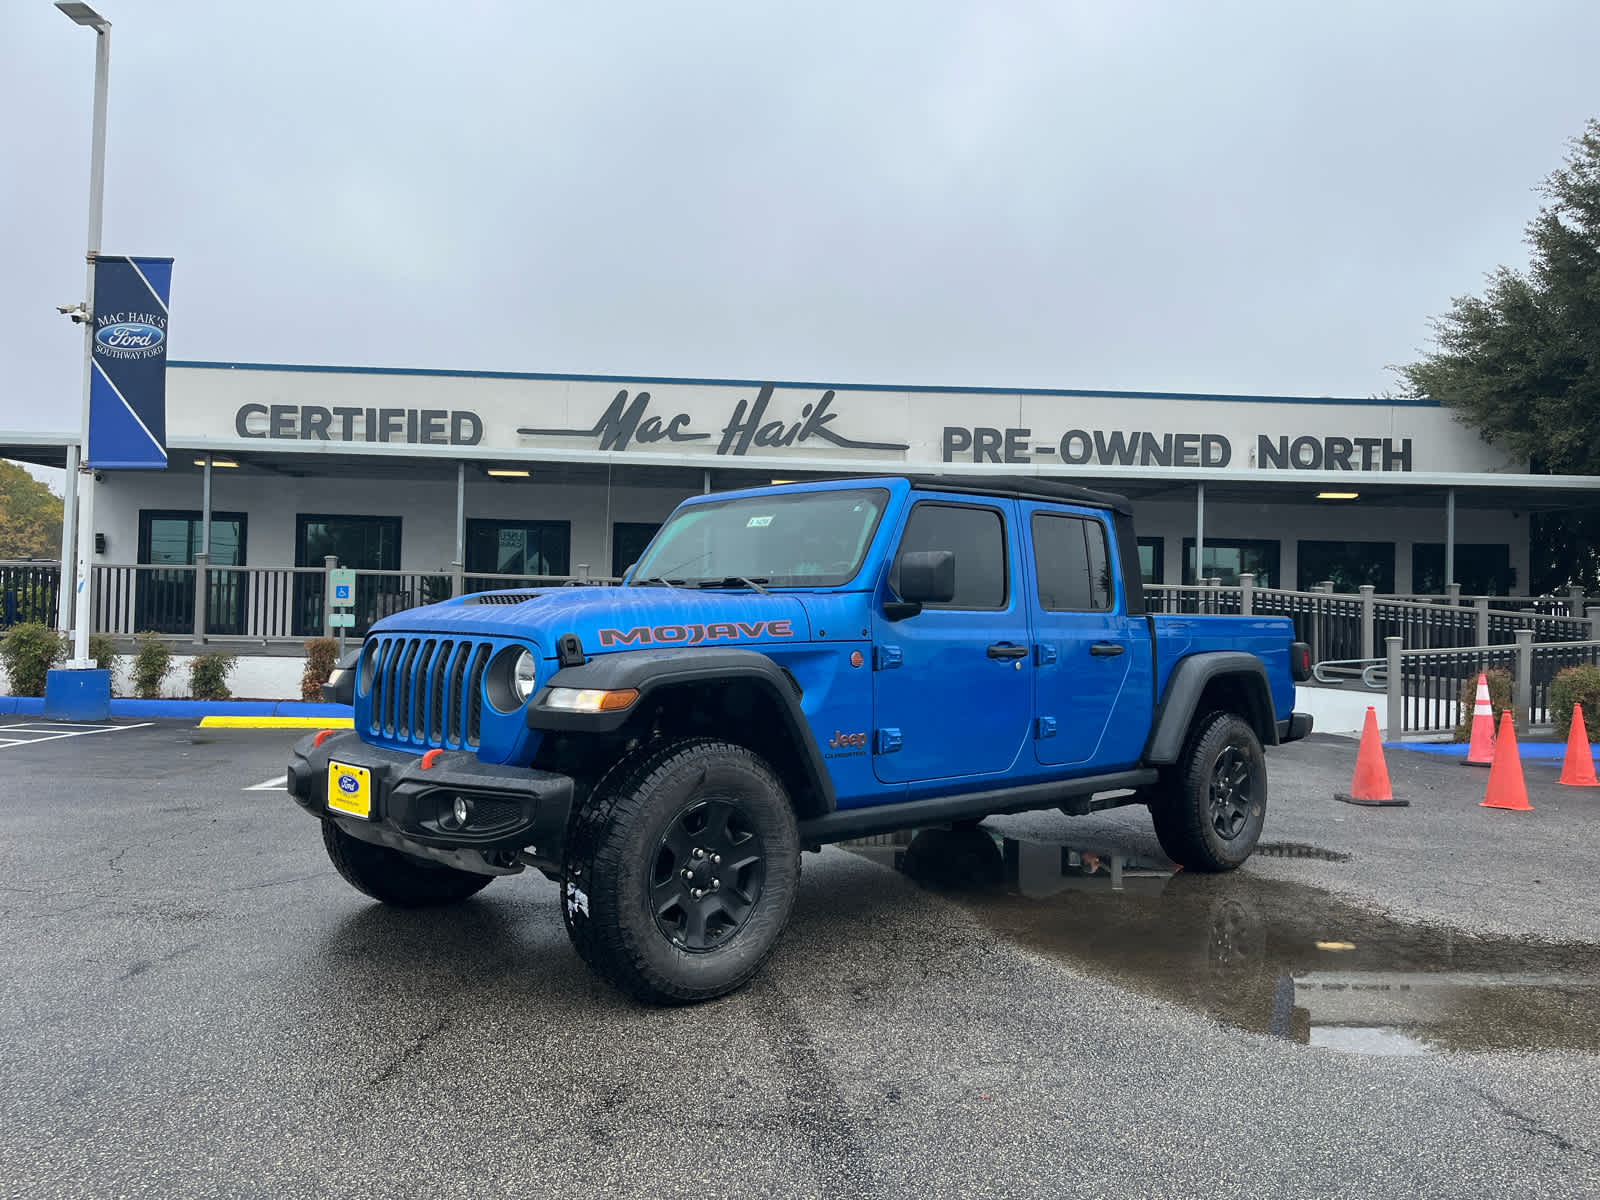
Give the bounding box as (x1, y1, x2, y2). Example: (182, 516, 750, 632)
(87, 255, 173, 469)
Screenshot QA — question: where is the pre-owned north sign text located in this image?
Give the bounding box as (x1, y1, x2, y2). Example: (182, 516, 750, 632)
(941, 426, 1414, 471)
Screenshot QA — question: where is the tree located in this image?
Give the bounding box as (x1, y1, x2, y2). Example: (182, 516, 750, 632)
(1397, 118, 1600, 591)
(0, 460, 63, 560)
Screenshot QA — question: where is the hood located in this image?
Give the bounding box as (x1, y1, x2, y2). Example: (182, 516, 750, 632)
(368, 585, 812, 656)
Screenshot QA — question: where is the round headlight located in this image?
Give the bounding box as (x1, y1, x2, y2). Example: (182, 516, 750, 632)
(511, 650, 537, 703)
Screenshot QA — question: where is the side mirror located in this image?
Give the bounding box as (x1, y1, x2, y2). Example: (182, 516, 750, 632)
(320, 648, 361, 706)
(885, 550, 955, 620)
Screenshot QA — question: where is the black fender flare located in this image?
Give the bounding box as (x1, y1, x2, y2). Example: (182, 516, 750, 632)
(525, 647, 835, 813)
(1143, 652, 1279, 765)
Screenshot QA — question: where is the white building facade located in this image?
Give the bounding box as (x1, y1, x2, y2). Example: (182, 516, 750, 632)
(8, 360, 1599, 643)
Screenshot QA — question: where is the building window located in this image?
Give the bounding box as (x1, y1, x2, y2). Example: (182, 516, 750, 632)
(1412, 544, 1515, 596)
(465, 519, 571, 580)
(1296, 541, 1396, 593)
(1032, 513, 1113, 611)
(294, 514, 403, 637)
(1137, 537, 1164, 585)
(1181, 538, 1279, 588)
(139, 510, 247, 567)
(612, 522, 660, 579)
(136, 510, 248, 635)
(890, 502, 1007, 610)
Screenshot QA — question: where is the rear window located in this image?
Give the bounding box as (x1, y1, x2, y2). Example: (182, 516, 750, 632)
(1032, 512, 1113, 611)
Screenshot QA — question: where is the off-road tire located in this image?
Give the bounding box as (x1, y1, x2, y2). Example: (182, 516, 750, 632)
(561, 737, 800, 1005)
(321, 820, 495, 907)
(1149, 711, 1266, 872)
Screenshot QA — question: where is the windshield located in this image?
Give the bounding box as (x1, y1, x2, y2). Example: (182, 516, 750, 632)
(631, 488, 890, 588)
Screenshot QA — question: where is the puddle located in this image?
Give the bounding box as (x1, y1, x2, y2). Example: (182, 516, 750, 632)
(841, 828, 1600, 1055)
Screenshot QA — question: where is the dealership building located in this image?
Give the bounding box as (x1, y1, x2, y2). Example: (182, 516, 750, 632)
(5, 360, 1599, 641)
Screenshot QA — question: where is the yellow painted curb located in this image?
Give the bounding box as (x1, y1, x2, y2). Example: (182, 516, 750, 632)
(197, 716, 356, 729)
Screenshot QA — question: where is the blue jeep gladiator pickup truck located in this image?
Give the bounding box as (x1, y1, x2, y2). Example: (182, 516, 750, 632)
(288, 475, 1312, 1003)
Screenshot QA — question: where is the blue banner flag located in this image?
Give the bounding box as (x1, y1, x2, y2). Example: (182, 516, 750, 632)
(87, 255, 173, 469)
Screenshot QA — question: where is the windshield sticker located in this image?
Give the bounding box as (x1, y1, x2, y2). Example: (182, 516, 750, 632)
(597, 620, 794, 647)
(746, 515, 773, 527)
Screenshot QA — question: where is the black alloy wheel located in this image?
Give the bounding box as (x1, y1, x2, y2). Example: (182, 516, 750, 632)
(1149, 711, 1267, 872)
(651, 798, 767, 951)
(1208, 744, 1258, 842)
(560, 737, 801, 1004)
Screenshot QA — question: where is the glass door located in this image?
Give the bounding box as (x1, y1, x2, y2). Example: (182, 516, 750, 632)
(294, 515, 401, 637)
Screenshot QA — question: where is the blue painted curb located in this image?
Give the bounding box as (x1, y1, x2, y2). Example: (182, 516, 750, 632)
(0, 698, 354, 720)
(1387, 741, 1598, 762)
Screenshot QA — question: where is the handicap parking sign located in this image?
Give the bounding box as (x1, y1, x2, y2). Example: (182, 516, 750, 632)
(329, 568, 357, 607)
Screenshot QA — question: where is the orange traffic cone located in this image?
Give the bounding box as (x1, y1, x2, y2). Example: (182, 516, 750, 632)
(1558, 704, 1599, 787)
(1480, 711, 1532, 811)
(1336, 706, 1407, 807)
(1464, 672, 1495, 767)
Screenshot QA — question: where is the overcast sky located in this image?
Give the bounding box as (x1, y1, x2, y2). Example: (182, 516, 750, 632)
(4, 0, 1598, 457)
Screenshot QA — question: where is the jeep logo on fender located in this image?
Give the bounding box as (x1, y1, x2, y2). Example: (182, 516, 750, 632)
(596, 620, 794, 647)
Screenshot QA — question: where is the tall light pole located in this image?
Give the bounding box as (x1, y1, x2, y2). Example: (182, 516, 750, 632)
(56, 0, 110, 669)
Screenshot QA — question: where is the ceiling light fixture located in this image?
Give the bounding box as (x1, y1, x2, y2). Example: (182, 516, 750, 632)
(193, 458, 238, 468)
(1316, 491, 1359, 500)
(487, 468, 530, 478)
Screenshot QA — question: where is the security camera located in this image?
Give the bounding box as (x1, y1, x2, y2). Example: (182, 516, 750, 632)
(55, 302, 76, 314)
(56, 302, 91, 324)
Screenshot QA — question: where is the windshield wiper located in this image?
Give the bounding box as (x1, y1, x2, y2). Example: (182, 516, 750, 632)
(693, 576, 771, 594)
(632, 576, 685, 588)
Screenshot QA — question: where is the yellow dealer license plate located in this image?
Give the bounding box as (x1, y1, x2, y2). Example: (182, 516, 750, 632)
(327, 761, 372, 819)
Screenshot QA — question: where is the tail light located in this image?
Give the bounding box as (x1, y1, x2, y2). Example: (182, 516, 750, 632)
(1289, 641, 1313, 682)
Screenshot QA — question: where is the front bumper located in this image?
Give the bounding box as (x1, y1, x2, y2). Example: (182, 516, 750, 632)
(287, 731, 574, 876)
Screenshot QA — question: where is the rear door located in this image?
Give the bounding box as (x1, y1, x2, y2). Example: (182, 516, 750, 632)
(1025, 503, 1151, 768)
(870, 495, 1032, 785)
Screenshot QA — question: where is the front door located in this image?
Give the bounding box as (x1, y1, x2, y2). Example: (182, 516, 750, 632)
(870, 496, 1032, 787)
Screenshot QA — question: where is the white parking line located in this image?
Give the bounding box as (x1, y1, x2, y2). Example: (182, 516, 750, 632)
(0, 721, 153, 749)
(244, 776, 286, 792)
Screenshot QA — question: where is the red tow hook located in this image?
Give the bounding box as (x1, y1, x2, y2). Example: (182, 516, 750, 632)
(421, 749, 444, 770)
(312, 729, 338, 747)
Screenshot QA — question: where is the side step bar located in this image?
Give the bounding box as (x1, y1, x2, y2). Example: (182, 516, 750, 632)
(796, 768, 1159, 846)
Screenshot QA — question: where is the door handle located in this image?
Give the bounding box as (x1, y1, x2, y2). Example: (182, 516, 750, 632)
(1089, 642, 1124, 657)
(987, 643, 1028, 660)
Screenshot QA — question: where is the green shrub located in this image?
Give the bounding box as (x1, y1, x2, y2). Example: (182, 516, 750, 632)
(1550, 663, 1600, 741)
(130, 631, 173, 700)
(1452, 666, 1514, 741)
(0, 622, 65, 697)
(189, 651, 237, 701)
(301, 637, 339, 702)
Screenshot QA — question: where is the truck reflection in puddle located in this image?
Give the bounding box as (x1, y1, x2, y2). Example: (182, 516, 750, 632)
(841, 828, 1600, 1056)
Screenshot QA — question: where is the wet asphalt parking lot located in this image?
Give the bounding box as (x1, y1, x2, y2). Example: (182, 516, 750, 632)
(1, 721, 1598, 1199)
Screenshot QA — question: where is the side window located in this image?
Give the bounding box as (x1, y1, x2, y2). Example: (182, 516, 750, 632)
(1033, 513, 1113, 612)
(890, 502, 1007, 610)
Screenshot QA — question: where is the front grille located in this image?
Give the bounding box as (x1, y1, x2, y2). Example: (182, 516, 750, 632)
(365, 635, 495, 749)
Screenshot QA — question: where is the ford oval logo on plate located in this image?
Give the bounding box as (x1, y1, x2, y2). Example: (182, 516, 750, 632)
(338, 774, 360, 794)
(95, 322, 165, 351)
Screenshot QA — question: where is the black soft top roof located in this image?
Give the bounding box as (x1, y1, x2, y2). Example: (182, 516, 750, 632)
(906, 474, 1133, 517)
